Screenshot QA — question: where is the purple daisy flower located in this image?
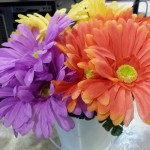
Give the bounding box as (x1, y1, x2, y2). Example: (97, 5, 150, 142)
(0, 80, 33, 134)
(0, 12, 72, 87)
(0, 13, 75, 138)
(0, 49, 75, 139)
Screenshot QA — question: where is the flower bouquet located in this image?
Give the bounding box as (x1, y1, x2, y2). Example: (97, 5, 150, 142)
(1, 0, 150, 149)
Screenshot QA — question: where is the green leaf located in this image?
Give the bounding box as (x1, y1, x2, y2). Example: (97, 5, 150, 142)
(102, 120, 113, 131)
(111, 126, 123, 136)
(99, 117, 124, 136)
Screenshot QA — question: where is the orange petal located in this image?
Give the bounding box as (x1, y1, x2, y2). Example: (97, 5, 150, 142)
(123, 90, 134, 126)
(56, 43, 69, 54)
(66, 44, 76, 54)
(52, 80, 75, 94)
(77, 62, 89, 70)
(72, 89, 81, 100)
(66, 53, 80, 69)
(110, 87, 126, 121)
(62, 84, 78, 100)
(133, 25, 147, 56)
(119, 19, 137, 58)
(85, 46, 115, 60)
(112, 115, 124, 126)
(81, 91, 93, 104)
(97, 102, 110, 115)
(80, 80, 109, 103)
(132, 83, 150, 124)
(85, 34, 95, 47)
(91, 58, 114, 78)
(67, 98, 77, 113)
(87, 100, 98, 112)
(97, 112, 110, 121)
(97, 90, 110, 106)
(92, 28, 109, 49)
(106, 20, 122, 60)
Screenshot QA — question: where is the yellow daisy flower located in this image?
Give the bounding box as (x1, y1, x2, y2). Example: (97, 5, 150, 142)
(68, 0, 129, 21)
(67, 0, 89, 21)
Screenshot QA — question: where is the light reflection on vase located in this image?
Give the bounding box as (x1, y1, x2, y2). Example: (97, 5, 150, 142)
(55, 117, 116, 150)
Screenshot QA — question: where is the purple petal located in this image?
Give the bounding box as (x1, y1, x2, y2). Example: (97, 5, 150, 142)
(73, 105, 82, 115)
(0, 71, 15, 85)
(35, 72, 53, 81)
(45, 13, 72, 43)
(84, 111, 94, 118)
(2, 41, 29, 56)
(51, 97, 67, 117)
(24, 103, 32, 117)
(16, 121, 34, 136)
(0, 104, 13, 119)
(15, 70, 26, 85)
(42, 51, 52, 63)
(0, 61, 15, 70)
(34, 120, 42, 139)
(43, 42, 55, 50)
(31, 27, 40, 38)
(0, 87, 13, 97)
(0, 48, 19, 58)
(55, 53, 65, 71)
(56, 115, 75, 131)
(4, 101, 22, 127)
(34, 60, 43, 72)
(50, 84, 54, 96)
(18, 89, 34, 102)
(10, 34, 34, 49)
(41, 111, 52, 138)
(24, 68, 34, 86)
(57, 69, 65, 80)
(12, 103, 32, 129)
(17, 24, 36, 43)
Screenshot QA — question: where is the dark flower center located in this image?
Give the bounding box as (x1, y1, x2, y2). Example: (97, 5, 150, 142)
(40, 83, 50, 98)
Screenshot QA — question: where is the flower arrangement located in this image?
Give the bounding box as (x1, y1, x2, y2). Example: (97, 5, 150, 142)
(0, 0, 150, 139)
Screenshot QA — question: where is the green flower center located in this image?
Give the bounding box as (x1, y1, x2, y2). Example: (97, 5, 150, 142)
(40, 83, 50, 98)
(116, 65, 138, 84)
(85, 69, 94, 79)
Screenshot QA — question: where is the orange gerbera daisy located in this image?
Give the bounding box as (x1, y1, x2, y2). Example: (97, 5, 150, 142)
(53, 21, 97, 113)
(53, 16, 150, 127)
(83, 18, 150, 126)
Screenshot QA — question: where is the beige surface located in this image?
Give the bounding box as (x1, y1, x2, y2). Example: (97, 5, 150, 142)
(0, 124, 60, 150)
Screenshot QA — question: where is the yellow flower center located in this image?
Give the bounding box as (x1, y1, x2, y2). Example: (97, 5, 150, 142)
(33, 50, 42, 59)
(116, 65, 138, 84)
(84, 69, 94, 79)
(40, 83, 50, 98)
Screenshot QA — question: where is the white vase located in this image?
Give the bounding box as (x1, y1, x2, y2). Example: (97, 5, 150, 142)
(55, 117, 116, 150)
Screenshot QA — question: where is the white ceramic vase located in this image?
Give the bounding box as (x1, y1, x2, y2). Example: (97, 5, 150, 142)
(55, 117, 116, 150)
